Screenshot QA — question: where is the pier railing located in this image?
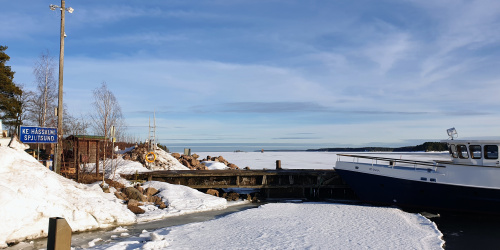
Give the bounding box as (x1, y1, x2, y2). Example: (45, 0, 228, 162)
(336, 154, 446, 171)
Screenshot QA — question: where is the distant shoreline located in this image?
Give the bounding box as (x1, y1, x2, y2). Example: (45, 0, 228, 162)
(167, 141, 447, 153)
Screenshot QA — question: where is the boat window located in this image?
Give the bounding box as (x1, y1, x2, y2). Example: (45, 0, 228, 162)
(484, 145, 499, 159)
(450, 144, 458, 158)
(469, 145, 482, 159)
(457, 145, 469, 159)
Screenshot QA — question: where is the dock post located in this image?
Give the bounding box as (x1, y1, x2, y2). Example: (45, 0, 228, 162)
(47, 217, 72, 250)
(276, 160, 281, 170)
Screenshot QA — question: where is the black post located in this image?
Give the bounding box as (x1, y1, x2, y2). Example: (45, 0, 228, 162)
(47, 217, 72, 250)
(276, 160, 282, 170)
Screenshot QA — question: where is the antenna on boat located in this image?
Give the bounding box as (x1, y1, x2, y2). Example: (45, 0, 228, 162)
(447, 127, 458, 140)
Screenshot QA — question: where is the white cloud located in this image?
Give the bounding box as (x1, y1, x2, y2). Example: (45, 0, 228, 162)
(361, 32, 412, 74)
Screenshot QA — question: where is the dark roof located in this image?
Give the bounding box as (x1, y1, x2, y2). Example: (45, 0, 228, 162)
(66, 135, 107, 141)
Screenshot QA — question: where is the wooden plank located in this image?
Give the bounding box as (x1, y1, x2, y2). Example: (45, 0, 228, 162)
(181, 184, 350, 189)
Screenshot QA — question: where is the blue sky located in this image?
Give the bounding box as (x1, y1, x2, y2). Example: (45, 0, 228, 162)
(3, 0, 500, 149)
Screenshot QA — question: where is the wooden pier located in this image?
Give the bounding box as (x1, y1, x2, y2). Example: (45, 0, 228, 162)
(122, 169, 354, 199)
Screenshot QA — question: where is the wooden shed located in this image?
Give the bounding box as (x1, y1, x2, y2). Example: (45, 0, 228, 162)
(63, 135, 107, 180)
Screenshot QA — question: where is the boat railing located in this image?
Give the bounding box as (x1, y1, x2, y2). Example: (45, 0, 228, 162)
(336, 154, 446, 171)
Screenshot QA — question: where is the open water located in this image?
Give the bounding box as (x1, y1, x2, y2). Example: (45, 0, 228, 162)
(430, 213, 500, 250)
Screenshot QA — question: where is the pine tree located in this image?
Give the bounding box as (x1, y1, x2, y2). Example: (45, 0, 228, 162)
(0, 45, 23, 132)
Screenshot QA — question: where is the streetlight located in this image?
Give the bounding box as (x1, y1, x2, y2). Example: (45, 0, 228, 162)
(50, 0, 73, 174)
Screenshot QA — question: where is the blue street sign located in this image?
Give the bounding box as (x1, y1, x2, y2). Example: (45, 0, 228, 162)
(20, 126, 58, 143)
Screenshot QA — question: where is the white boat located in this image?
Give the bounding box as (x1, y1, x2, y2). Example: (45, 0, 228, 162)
(335, 128, 500, 214)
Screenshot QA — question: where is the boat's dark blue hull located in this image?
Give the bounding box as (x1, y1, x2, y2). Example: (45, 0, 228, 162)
(336, 169, 500, 214)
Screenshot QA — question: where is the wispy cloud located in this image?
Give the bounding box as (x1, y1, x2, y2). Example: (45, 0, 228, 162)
(5, 0, 500, 146)
(219, 102, 328, 113)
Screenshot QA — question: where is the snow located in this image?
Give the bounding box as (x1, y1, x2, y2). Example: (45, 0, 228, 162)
(1, 142, 445, 249)
(134, 181, 228, 222)
(82, 158, 151, 178)
(81, 148, 189, 179)
(7, 135, 29, 151)
(115, 146, 135, 154)
(147, 148, 189, 171)
(194, 151, 450, 170)
(0, 145, 229, 247)
(202, 160, 229, 170)
(88, 203, 444, 250)
(0, 146, 136, 247)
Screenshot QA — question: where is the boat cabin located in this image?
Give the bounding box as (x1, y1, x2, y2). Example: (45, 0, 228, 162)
(443, 139, 500, 166)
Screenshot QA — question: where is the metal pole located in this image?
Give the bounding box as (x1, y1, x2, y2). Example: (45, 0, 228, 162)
(55, 0, 65, 174)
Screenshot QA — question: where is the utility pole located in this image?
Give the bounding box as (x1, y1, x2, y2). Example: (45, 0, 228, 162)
(50, 1, 73, 174)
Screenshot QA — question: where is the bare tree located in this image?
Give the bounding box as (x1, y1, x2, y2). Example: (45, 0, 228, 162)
(89, 82, 123, 138)
(16, 84, 34, 126)
(27, 51, 57, 127)
(64, 112, 89, 136)
(89, 82, 124, 181)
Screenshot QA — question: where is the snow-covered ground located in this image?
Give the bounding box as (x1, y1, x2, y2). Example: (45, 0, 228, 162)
(135, 181, 229, 223)
(202, 160, 230, 170)
(88, 203, 444, 250)
(0, 146, 135, 247)
(0, 145, 231, 248)
(1, 142, 446, 249)
(194, 151, 450, 170)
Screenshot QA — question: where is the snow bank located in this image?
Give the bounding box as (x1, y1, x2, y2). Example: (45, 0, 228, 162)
(136, 181, 228, 222)
(148, 149, 189, 170)
(7, 135, 29, 151)
(116, 146, 135, 154)
(0, 146, 136, 247)
(202, 161, 228, 170)
(88, 203, 444, 249)
(82, 157, 151, 178)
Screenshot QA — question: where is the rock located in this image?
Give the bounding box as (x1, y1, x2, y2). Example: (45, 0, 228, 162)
(149, 195, 161, 204)
(123, 187, 147, 202)
(227, 163, 239, 170)
(192, 153, 199, 159)
(144, 187, 158, 196)
(206, 189, 219, 197)
(195, 164, 208, 170)
(189, 158, 200, 166)
(127, 204, 145, 214)
(158, 202, 167, 209)
(105, 179, 125, 189)
(217, 156, 228, 165)
(128, 199, 140, 207)
(244, 166, 251, 170)
(181, 159, 192, 169)
(171, 153, 181, 159)
(247, 194, 252, 201)
(135, 185, 144, 194)
(114, 192, 126, 200)
(252, 193, 261, 203)
(101, 186, 110, 193)
(226, 192, 240, 201)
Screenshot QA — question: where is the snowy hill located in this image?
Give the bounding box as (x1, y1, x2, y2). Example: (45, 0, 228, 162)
(0, 146, 136, 247)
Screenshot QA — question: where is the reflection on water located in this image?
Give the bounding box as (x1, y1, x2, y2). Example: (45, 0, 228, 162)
(430, 213, 500, 250)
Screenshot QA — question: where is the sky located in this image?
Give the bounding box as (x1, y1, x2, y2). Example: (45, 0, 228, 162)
(3, 0, 500, 150)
